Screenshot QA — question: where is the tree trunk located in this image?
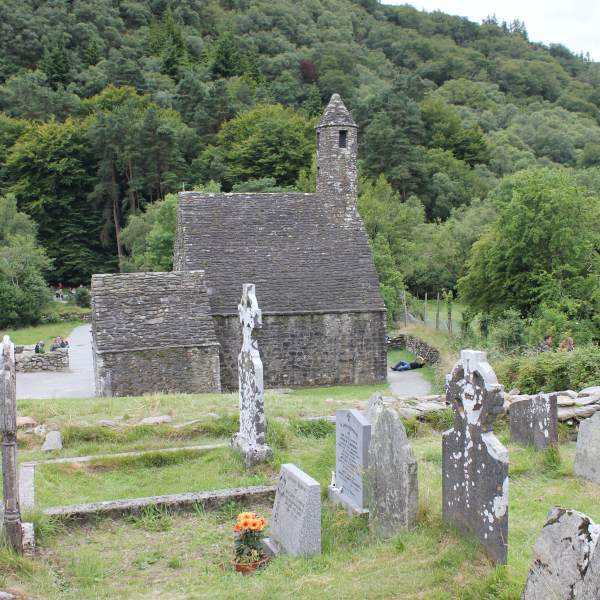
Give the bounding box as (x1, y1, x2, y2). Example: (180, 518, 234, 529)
(436, 292, 440, 332)
(403, 291, 408, 327)
(112, 164, 124, 262)
(1, 335, 22, 553)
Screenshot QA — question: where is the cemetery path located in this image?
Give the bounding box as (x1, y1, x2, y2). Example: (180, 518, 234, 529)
(17, 325, 95, 399)
(388, 368, 431, 398)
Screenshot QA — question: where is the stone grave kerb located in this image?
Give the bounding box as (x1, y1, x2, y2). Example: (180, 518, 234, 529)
(231, 284, 273, 468)
(443, 349, 509, 564)
(1, 335, 23, 552)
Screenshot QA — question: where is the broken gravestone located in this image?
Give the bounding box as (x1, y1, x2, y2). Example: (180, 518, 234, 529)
(362, 391, 383, 429)
(443, 350, 508, 564)
(573, 410, 600, 484)
(328, 408, 371, 515)
(367, 408, 418, 535)
(41, 430, 63, 452)
(510, 394, 558, 450)
(264, 463, 321, 557)
(522, 506, 600, 600)
(231, 284, 272, 469)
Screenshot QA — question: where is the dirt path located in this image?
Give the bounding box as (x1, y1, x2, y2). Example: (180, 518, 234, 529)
(387, 367, 431, 398)
(17, 325, 95, 399)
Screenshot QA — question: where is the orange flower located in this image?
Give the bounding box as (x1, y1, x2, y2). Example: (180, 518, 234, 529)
(249, 519, 260, 531)
(237, 512, 254, 522)
(234, 523, 241, 532)
(240, 518, 252, 529)
(258, 517, 267, 527)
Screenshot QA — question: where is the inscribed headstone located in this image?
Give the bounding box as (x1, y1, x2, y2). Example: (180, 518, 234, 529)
(264, 463, 321, 557)
(522, 506, 600, 600)
(1, 335, 22, 552)
(367, 408, 418, 534)
(443, 350, 508, 564)
(573, 410, 600, 484)
(328, 408, 371, 514)
(231, 284, 273, 468)
(510, 394, 558, 450)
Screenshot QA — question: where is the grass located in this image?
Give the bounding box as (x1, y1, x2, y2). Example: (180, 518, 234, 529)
(0, 320, 86, 346)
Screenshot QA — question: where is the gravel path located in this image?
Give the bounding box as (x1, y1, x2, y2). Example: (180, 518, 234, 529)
(388, 367, 431, 398)
(17, 325, 95, 400)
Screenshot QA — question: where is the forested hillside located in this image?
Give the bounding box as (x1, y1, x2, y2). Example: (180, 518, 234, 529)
(2, 0, 600, 343)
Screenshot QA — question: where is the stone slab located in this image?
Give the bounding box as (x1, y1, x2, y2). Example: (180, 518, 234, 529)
(43, 485, 277, 524)
(367, 408, 418, 534)
(510, 394, 558, 450)
(361, 391, 383, 429)
(579, 386, 600, 397)
(19, 465, 35, 509)
(573, 411, 600, 483)
(264, 463, 321, 557)
(522, 506, 600, 600)
(21, 522, 35, 558)
(330, 408, 371, 513)
(41, 431, 62, 452)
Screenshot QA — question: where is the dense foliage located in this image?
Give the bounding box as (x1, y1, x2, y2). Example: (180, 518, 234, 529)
(2, 0, 600, 338)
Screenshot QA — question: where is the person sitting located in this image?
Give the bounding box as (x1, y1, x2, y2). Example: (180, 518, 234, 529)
(391, 356, 427, 371)
(538, 334, 552, 353)
(35, 341, 45, 354)
(61, 339, 69, 349)
(560, 337, 574, 351)
(50, 338, 59, 351)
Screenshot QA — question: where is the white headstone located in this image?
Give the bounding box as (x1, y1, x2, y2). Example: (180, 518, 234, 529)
(231, 284, 272, 468)
(573, 411, 600, 484)
(264, 463, 321, 557)
(328, 408, 371, 514)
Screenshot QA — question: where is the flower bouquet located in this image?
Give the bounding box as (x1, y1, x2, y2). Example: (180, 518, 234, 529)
(231, 512, 268, 573)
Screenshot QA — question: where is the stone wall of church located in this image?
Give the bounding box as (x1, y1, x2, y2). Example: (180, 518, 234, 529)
(214, 310, 387, 391)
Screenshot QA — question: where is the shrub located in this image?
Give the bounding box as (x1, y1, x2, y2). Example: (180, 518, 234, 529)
(46, 312, 61, 324)
(75, 287, 91, 308)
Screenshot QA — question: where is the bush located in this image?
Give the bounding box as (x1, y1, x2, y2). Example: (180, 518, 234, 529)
(75, 287, 91, 308)
(46, 312, 61, 324)
(493, 346, 600, 393)
(0, 269, 47, 328)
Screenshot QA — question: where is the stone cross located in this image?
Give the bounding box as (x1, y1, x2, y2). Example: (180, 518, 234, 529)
(1, 335, 22, 553)
(231, 284, 272, 468)
(443, 350, 508, 564)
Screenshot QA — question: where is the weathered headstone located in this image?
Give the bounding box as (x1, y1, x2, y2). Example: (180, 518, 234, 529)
(264, 463, 321, 557)
(522, 506, 600, 600)
(573, 410, 600, 484)
(231, 284, 273, 468)
(443, 350, 508, 564)
(367, 408, 418, 534)
(41, 430, 63, 452)
(510, 393, 558, 450)
(328, 408, 371, 515)
(362, 391, 383, 429)
(1, 335, 22, 552)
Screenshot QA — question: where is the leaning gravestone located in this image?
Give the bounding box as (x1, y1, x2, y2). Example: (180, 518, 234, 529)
(328, 408, 371, 515)
(231, 284, 273, 469)
(573, 410, 600, 484)
(510, 393, 558, 450)
(263, 463, 321, 557)
(522, 506, 600, 600)
(362, 391, 383, 430)
(367, 408, 418, 534)
(443, 350, 508, 564)
(1, 335, 22, 553)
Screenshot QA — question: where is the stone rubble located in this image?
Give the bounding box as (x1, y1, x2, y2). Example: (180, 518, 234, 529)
(135, 415, 172, 426)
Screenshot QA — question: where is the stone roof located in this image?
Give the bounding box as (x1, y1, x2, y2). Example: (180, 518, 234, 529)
(91, 271, 218, 353)
(317, 94, 357, 128)
(174, 192, 385, 316)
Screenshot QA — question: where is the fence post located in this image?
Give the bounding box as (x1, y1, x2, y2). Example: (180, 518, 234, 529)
(424, 292, 427, 323)
(403, 291, 407, 327)
(436, 292, 440, 332)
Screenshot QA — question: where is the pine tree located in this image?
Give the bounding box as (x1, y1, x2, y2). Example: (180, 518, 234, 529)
(304, 85, 323, 117)
(161, 41, 186, 82)
(84, 39, 102, 68)
(243, 50, 266, 87)
(39, 33, 71, 89)
(212, 31, 243, 78)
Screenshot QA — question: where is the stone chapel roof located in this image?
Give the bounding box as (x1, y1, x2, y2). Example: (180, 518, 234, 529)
(317, 94, 357, 128)
(174, 192, 385, 316)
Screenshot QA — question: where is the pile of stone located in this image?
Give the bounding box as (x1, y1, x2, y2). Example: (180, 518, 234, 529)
(14, 346, 69, 373)
(503, 386, 600, 422)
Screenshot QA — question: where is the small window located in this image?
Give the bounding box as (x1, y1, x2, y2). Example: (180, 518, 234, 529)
(339, 130, 347, 148)
(316, 132, 320, 150)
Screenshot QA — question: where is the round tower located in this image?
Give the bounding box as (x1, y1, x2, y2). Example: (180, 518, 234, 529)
(315, 94, 358, 226)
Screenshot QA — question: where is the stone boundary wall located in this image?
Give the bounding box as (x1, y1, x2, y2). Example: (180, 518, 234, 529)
(14, 347, 69, 372)
(388, 334, 441, 365)
(215, 311, 387, 391)
(41, 312, 91, 323)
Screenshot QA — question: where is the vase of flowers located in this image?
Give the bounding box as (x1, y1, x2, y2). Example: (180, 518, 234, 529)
(230, 512, 269, 574)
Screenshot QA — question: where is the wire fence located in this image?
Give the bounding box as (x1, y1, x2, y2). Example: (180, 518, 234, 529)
(405, 312, 451, 333)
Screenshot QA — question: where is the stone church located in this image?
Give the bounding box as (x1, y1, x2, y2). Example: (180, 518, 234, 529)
(92, 94, 387, 396)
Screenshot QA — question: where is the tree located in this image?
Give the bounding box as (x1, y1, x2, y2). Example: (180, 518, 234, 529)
(38, 33, 72, 90)
(5, 119, 117, 282)
(458, 169, 600, 318)
(84, 39, 103, 68)
(304, 85, 323, 117)
(212, 31, 244, 79)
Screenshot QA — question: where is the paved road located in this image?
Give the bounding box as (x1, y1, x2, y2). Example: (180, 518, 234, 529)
(17, 325, 95, 400)
(388, 367, 431, 398)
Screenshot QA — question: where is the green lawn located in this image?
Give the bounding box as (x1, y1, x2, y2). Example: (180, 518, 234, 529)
(1, 320, 87, 346)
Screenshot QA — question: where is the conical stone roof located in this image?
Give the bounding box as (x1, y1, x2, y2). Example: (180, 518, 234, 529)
(317, 93, 357, 128)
